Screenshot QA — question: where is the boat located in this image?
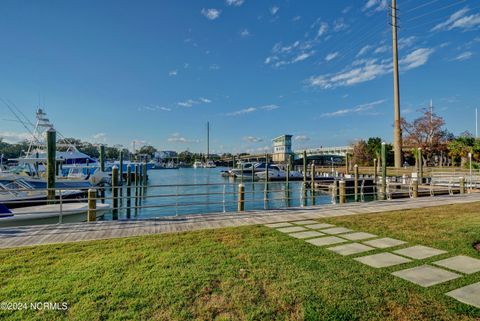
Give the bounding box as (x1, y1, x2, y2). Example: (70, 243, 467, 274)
(255, 165, 303, 180)
(193, 161, 203, 168)
(203, 160, 216, 168)
(0, 177, 85, 208)
(0, 202, 111, 227)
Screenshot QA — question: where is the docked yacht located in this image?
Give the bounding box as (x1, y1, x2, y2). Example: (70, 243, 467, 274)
(203, 160, 216, 168)
(193, 161, 203, 168)
(256, 165, 303, 180)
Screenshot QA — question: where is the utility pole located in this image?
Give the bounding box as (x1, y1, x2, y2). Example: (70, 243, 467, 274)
(391, 0, 402, 168)
(476, 108, 478, 138)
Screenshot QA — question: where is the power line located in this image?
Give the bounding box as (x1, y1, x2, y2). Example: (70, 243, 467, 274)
(404, 0, 442, 14)
(404, 0, 468, 23)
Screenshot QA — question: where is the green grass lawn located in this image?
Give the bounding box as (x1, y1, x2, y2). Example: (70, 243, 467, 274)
(1, 203, 480, 320)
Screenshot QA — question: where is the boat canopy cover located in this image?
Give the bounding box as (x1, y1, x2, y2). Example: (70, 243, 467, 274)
(0, 204, 12, 214)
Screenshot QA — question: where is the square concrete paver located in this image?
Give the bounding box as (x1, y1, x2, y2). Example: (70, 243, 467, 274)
(355, 253, 412, 268)
(292, 220, 318, 225)
(393, 245, 447, 260)
(289, 231, 325, 239)
(265, 222, 292, 228)
(304, 223, 335, 230)
(276, 226, 307, 233)
(306, 236, 348, 247)
(340, 232, 377, 241)
(446, 281, 480, 308)
(321, 227, 354, 235)
(392, 265, 461, 287)
(327, 243, 375, 256)
(363, 237, 406, 249)
(433, 255, 480, 274)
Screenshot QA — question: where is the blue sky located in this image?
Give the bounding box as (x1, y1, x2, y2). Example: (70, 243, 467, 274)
(1, 0, 479, 154)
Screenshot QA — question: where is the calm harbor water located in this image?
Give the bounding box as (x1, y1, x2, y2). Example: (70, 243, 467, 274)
(102, 167, 333, 220)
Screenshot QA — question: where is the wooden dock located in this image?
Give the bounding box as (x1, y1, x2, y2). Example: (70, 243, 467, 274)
(1, 193, 480, 249)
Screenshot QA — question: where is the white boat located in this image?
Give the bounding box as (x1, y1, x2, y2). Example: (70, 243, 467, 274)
(203, 160, 216, 168)
(0, 202, 111, 227)
(193, 161, 203, 168)
(256, 165, 303, 180)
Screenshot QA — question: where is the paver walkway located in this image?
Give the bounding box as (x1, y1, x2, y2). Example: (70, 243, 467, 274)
(1, 193, 479, 249)
(268, 217, 480, 310)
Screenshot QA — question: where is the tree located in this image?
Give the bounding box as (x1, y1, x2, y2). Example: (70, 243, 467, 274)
(351, 140, 370, 166)
(448, 132, 476, 167)
(401, 107, 451, 166)
(139, 145, 157, 156)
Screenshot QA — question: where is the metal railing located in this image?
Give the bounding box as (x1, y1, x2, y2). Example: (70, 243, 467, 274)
(0, 173, 472, 227)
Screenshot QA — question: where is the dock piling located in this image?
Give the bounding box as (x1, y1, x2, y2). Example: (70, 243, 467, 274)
(460, 177, 465, 194)
(311, 161, 316, 205)
(354, 164, 359, 202)
(381, 142, 387, 200)
(418, 147, 423, 183)
(112, 165, 118, 218)
(339, 180, 346, 204)
(126, 165, 131, 218)
(87, 188, 97, 222)
(412, 178, 418, 198)
(46, 128, 56, 202)
(238, 184, 245, 211)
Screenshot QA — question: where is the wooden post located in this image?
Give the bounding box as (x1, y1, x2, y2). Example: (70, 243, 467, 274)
(87, 188, 97, 222)
(373, 158, 378, 184)
(354, 164, 359, 202)
(418, 147, 423, 183)
(460, 177, 465, 194)
(345, 153, 349, 175)
(142, 162, 148, 186)
(339, 180, 346, 204)
(99, 145, 105, 172)
(238, 184, 245, 211)
(86, 158, 89, 176)
(311, 161, 316, 205)
(303, 150, 307, 186)
(112, 165, 118, 217)
(126, 165, 131, 217)
(381, 142, 387, 200)
(265, 153, 269, 182)
(55, 160, 60, 176)
(330, 183, 337, 204)
(286, 162, 290, 187)
(119, 150, 124, 183)
(240, 162, 244, 184)
(134, 164, 139, 208)
(412, 178, 418, 198)
(46, 128, 56, 201)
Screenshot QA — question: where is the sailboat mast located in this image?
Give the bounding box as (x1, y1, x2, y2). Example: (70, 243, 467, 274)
(206, 121, 210, 161)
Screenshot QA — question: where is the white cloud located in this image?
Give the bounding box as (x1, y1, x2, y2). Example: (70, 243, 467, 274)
(243, 136, 263, 143)
(0, 131, 30, 143)
(357, 45, 372, 57)
(292, 16, 301, 22)
(240, 29, 250, 37)
(292, 51, 315, 63)
(270, 6, 279, 15)
(432, 7, 480, 31)
(228, 104, 279, 116)
(342, 6, 352, 14)
(226, 0, 244, 6)
(453, 51, 473, 61)
(294, 135, 310, 142)
(167, 133, 199, 144)
(168, 70, 178, 76)
(398, 36, 416, 50)
(308, 47, 434, 89)
(316, 22, 328, 39)
(201, 8, 221, 20)
(260, 104, 280, 111)
(321, 99, 386, 117)
(325, 52, 339, 62)
(363, 0, 387, 13)
(139, 105, 171, 112)
(92, 132, 107, 143)
(374, 45, 389, 54)
(399, 48, 435, 71)
(177, 98, 212, 107)
(333, 18, 348, 32)
(209, 64, 220, 70)
(228, 107, 256, 116)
